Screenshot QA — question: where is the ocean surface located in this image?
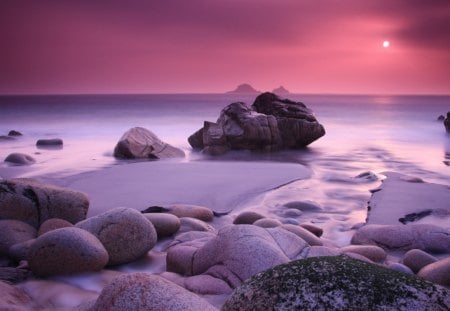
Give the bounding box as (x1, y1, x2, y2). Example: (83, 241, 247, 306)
(1, 93, 449, 244)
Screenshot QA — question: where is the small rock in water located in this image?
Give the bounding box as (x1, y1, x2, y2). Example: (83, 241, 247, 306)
(4, 153, 35, 165)
(36, 138, 63, 147)
(354, 171, 379, 182)
(399, 210, 433, 224)
(437, 115, 445, 121)
(142, 213, 180, 238)
(283, 200, 323, 212)
(8, 130, 23, 136)
(253, 218, 282, 228)
(0, 135, 15, 141)
(165, 204, 214, 222)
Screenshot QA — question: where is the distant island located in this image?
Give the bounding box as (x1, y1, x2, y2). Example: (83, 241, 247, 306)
(272, 86, 290, 95)
(227, 83, 260, 94)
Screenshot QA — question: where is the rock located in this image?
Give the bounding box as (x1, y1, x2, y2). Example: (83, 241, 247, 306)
(233, 211, 265, 225)
(253, 218, 282, 228)
(283, 200, 323, 212)
(4, 153, 35, 166)
(222, 256, 450, 311)
(403, 249, 438, 273)
(0, 220, 37, 256)
(7, 130, 22, 137)
(387, 262, 414, 275)
(306, 246, 341, 258)
(418, 257, 450, 286)
(343, 252, 373, 264)
(92, 273, 217, 311)
(0, 135, 15, 141)
(37, 218, 73, 236)
(0, 281, 31, 309)
(299, 223, 323, 237)
(340, 245, 386, 263)
(36, 138, 63, 146)
(113, 127, 184, 159)
(282, 208, 303, 217)
(227, 83, 260, 94)
(8, 239, 35, 262)
(444, 112, 450, 133)
(188, 92, 325, 154)
(27, 227, 108, 277)
(0, 178, 89, 228)
(272, 86, 290, 95)
(179, 217, 216, 234)
(144, 204, 214, 222)
(184, 274, 232, 295)
(142, 213, 180, 238)
(437, 115, 445, 121)
(351, 224, 450, 253)
(190, 225, 308, 285)
(76, 207, 157, 265)
(280, 224, 323, 246)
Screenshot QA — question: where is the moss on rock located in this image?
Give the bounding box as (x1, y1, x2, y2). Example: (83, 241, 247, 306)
(222, 256, 449, 311)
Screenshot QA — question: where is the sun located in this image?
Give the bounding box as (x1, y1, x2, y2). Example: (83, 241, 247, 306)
(382, 40, 390, 48)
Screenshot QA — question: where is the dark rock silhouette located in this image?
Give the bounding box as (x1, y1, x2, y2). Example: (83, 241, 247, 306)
(227, 83, 260, 94)
(272, 86, 290, 95)
(444, 112, 450, 133)
(188, 92, 325, 155)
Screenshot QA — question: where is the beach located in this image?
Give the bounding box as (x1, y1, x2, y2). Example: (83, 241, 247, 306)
(1, 93, 450, 309)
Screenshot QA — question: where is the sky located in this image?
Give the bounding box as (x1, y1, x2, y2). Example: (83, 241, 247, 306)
(1, 0, 450, 95)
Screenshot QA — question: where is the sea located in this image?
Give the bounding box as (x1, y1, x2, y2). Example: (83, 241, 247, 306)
(1, 93, 449, 244)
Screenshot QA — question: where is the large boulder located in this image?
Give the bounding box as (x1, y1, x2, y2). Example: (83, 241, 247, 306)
(167, 225, 308, 287)
(76, 207, 157, 265)
(222, 256, 450, 311)
(92, 273, 217, 311)
(418, 257, 450, 286)
(27, 227, 108, 277)
(188, 92, 325, 154)
(351, 224, 450, 253)
(113, 127, 184, 159)
(0, 178, 89, 228)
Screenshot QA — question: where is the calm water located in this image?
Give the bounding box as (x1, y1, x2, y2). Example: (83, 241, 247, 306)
(1, 93, 449, 180)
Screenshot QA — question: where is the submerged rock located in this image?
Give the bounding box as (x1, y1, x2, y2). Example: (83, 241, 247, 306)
(36, 138, 63, 147)
(4, 153, 35, 166)
(188, 92, 325, 154)
(92, 273, 217, 311)
(222, 256, 450, 311)
(0, 178, 89, 228)
(113, 127, 184, 159)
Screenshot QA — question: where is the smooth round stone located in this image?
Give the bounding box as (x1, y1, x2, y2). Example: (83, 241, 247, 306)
(300, 223, 323, 237)
(233, 211, 265, 225)
(402, 249, 438, 273)
(142, 213, 180, 238)
(38, 218, 73, 236)
(167, 204, 214, 222)
(253, 218, 282, 228)
(76, 207, 157, 266)
(418, 257, 450, 286)
(280, 224, 323, 246)
(184, 274, 232, 295)
(28, 227, 108, 277)
(179, 217, 216, 234)
(92, 273, 216, 311)
(283, 208, 303, 217)
(8, 239, 36, 262)
(306, 246, 341, 258)
(283, 200, 323, 212)
(4, 153, 35, 166)
(0, 220, 37, 256)
(340, 245, 386, 263)
(36, 138, 63, 146)
(387, 262, 414, 275)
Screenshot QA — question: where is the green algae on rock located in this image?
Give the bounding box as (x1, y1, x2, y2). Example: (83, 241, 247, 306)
(222, 256, 450, 311)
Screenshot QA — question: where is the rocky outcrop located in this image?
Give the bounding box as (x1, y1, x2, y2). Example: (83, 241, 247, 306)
(351, 224, 450, 253)
(0, 178, 89, 228)
(92, 273, 217, 311)
(188, 92, 325, 154)
(227, 83, 260, 94)
(222, 256, 450, 310)
(444, 112, 450, 133)
(28, 227, 108, 277)
(4, 153, 36, 166)
(76, 207, 157, 266)
(113, 127, 184, 159)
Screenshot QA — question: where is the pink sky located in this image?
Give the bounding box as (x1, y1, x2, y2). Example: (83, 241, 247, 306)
(1, 0, 450, 95)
